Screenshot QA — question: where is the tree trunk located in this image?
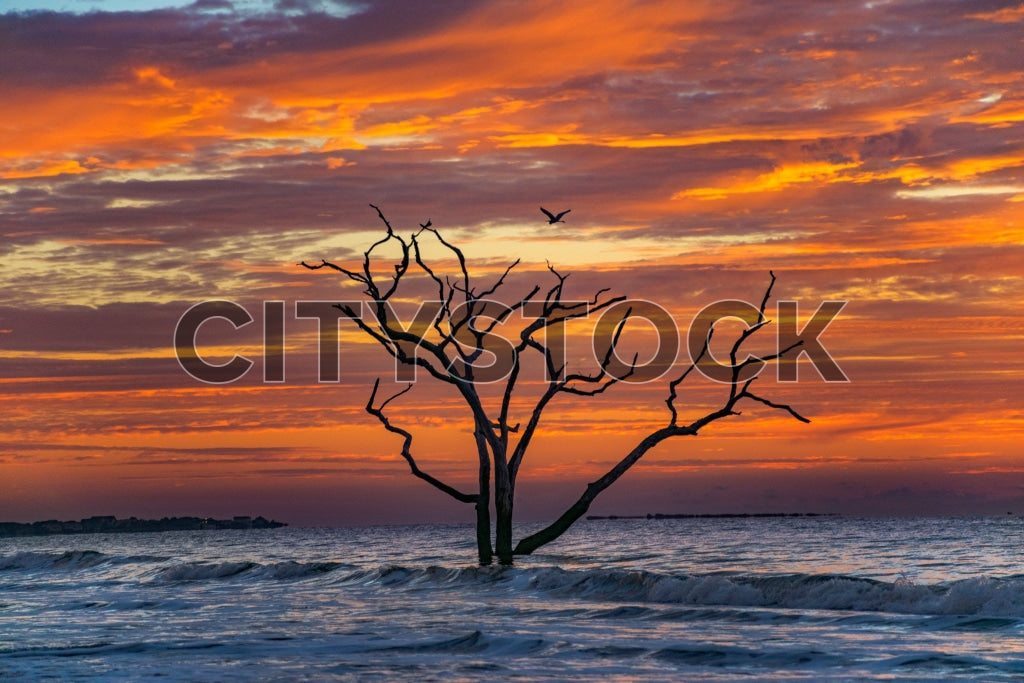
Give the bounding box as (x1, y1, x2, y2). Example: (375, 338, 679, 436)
(475, 496, 492, 565)
(494, 459, 514, 565)
(474, 429, 493, 565)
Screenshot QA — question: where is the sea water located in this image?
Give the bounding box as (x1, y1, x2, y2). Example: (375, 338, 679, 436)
(1, 516, 1022, 680)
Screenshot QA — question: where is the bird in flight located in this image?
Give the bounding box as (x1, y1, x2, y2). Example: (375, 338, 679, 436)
(540, 207, 571, 224)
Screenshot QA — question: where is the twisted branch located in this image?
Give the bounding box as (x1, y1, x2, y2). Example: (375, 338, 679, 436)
(366, 379, 477, 503)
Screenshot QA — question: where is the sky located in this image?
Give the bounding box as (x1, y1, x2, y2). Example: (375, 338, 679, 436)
(1, 0, 1023, 527)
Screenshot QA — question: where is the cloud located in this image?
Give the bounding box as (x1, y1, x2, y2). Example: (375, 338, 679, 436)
(2, 0, 1023, 521)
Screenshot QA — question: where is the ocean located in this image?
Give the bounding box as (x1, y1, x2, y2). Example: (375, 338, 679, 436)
(1, 516, 1022, 681)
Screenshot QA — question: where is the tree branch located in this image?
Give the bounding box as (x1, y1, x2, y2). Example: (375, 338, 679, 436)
(516, 271, 812, 555)
(415, 223, 470, 299)
(364, 204, 409, 300)
(299, 258, 369, 289)
(738, 379, 811, 423)
(667, 326, 713, 426)
(366, 379, 478, 503)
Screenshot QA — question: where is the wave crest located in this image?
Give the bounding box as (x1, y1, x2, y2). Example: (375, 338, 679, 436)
(5, 549, 1022, 617)
(339, 564, 1024, 618)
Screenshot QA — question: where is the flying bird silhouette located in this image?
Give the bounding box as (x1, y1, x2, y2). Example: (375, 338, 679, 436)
(540, 207, 571, 224)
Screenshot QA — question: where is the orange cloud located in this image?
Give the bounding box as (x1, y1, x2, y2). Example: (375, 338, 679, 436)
(1, 158, 93, 179)
(673, 160, 861, 200)
(969, 4, 1024, 22)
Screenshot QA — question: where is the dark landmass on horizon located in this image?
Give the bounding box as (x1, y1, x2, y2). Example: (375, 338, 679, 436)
(587, 512, 841, 520)
(0, 515, 287, 537)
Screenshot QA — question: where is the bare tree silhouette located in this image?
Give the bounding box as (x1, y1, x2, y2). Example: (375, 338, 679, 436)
(302, 205, 808, 565)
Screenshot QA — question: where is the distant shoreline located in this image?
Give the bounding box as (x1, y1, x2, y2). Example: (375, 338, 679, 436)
(0, 515, 287, 538)
(587, 512, 840, 520)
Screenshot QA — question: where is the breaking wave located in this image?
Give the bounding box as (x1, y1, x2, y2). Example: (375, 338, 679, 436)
(0, 550, 167, 571)
(4, 549, 1022, 618)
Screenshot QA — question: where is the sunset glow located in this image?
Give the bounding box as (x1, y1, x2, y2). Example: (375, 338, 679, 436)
(2, 0, 1023, 525)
